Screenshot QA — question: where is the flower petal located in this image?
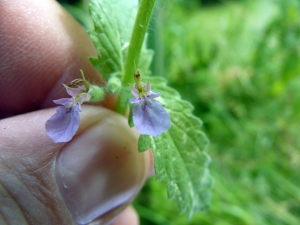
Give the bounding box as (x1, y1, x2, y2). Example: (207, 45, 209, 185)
(133, 100, 171, 137)
(130, 97, 140, 104)
(130, 85, 139, 97)
(145, 80, 151, 93)
(64, 84, 86, 97)
(79, 90, 92, 103)
(148, 92, 160, 99)
(45, 106, 80, 143)
(53, 98, 73, 105)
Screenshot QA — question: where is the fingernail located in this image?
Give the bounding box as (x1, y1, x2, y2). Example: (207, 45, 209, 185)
(55, 118, 147, 225)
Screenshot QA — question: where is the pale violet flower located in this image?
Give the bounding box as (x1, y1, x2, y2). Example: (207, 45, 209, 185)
(46, 82, 92, 143)
(130, 77, 171, 137)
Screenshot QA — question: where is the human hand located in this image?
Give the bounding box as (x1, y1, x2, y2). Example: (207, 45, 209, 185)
(0, 0, 152, 224)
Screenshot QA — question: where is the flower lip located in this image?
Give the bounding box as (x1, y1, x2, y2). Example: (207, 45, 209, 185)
(53, 98, 73, 105)
(129, 97, 140, 104)
(45, 103, 80, 143)
(148, 92, 160, 99)
(46, 76, 92, 143)
(129, 76, 171, 137)
(132, 99, 171, 137)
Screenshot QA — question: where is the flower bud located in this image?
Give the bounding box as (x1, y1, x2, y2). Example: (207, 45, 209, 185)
(89, 85, 105, 102)
(107, 76, 122, 94)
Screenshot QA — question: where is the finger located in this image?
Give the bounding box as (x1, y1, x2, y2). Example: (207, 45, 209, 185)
(0, 0, 113, 118)
(0, 106, 150, 224)
(110, 206, 139, 225)
(87, 205, 139, 225)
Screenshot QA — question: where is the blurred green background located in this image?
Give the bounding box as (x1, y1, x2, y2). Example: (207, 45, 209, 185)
(59, 0, 300, 224)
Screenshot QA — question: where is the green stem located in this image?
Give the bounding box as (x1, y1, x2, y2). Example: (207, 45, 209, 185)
(115, 0, 156, 115)
(123, 0, 156, 84)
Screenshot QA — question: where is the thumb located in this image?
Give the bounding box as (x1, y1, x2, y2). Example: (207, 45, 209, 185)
(0, 106, 150, 225)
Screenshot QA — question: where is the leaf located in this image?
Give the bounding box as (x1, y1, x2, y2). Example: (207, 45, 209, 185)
(142, 77, 213, 219)
(88, 0, 124, 81)
(119, 85, 132, 108)
(138, 134, 152, 152)
(88, 0, 153, 81)
(88, 0, 212, 219)
(128, 102, 134, 127)
(139, 37, 154, 76)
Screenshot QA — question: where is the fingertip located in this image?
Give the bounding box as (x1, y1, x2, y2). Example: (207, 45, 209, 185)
(0, 0, 101, 116)
(54, 106, 150, 224)
(111, 206, 139, 225)
(147, 149, 155, 177)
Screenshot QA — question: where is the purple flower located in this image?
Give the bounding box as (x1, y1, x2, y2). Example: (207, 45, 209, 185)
(46, 83, 92, 143)
(130, 80, 171, 137)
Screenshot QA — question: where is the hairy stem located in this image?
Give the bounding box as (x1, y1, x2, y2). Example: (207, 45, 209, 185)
(115, 0, 156, 114)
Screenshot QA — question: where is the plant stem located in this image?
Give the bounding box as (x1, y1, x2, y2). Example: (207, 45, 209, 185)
(123, 0, 156, 84)
(115, 0, 156, 115)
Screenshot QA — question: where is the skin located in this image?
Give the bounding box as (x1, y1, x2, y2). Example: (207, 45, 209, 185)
(0, 0, 151, 224)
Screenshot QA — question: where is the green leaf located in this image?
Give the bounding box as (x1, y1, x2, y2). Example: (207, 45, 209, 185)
(88, 0, 212, 219)
(138, 134, 152, 152)
(88, 0, 153, 81)
(128, 103, 134, 127)
(107, 72, 122, 94)
(88, 0, 124, 81)
(119, 85, 132, 107)
(145, 77, 213, 219)
(139, 40, 154, 76)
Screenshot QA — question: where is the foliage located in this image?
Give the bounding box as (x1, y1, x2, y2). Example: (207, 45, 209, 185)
(139, 77, 212, 219)
(58, 0, 300, 224)
(134, 0, 300, 224)
(87, 0, 211, 219)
